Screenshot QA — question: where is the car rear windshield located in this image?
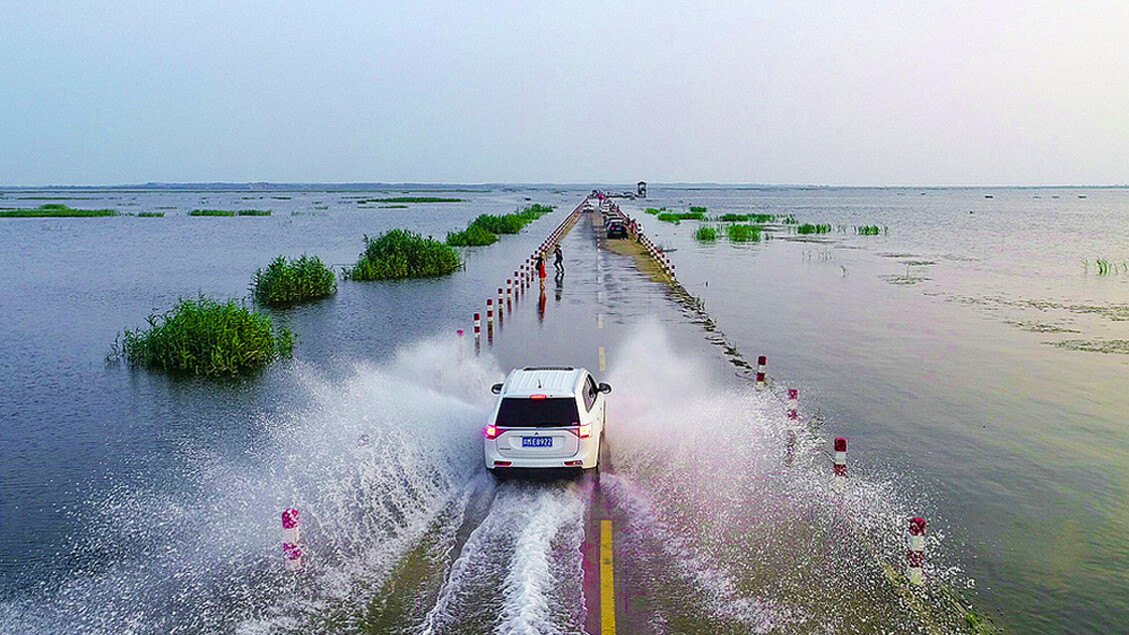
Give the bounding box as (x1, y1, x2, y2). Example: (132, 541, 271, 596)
(495, 397, 579, 428)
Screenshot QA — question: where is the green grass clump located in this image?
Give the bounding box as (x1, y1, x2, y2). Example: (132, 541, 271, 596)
(516, 203, 554, 220)
(0, 204, 116, 218)
(356, 197, 462, 204)
(857, 225, 883, 236)
(471, 213, 525, 234)
(237, 209, 271, 216)
(1088, 258, 1127, 275)
(137, 212, 165, 218)
(780, 214, 798, 224)
(727, 224, 762, 242)
(447, 224, 499, 247)
(113, 296, 292, 377)
(657, 211, 706, 223)
(717, 213, 776, 223)
(190, 209, 236, 216)
(689, 206, 707, 213)
(694, 226, 718, 241)
(796, 223, 831, 234)
(447, 204, 550, 247)
(345, 229, 460, 280)
(644, 208, 662, 215)
(252, 255, 337, 307)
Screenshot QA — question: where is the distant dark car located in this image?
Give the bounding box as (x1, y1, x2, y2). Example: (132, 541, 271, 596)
(606, 221, 628, 239)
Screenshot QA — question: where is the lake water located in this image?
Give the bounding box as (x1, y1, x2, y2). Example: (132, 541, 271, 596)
(1, 185, 1126, 633)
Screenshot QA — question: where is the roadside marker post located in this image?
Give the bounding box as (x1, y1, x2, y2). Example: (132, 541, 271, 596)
(473, 313, 481, 337)
(282, 509, 302, 571)
(787, 388, 799, 420)
(486, 299, 494, 324)
(908, 517, 926, 586)
(756, 355, 767, 390)
(833, 437, 847, 492)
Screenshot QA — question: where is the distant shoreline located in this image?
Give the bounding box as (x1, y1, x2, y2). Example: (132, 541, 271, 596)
(1, 182, 1126, 191)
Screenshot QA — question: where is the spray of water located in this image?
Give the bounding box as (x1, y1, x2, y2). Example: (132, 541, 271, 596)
(0, 336, 501, 635)
(603, 320, 955, 632)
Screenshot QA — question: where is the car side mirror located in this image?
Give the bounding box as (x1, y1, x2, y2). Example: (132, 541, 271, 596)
(491, 383, 503, 394)
(598, 382, 612, 394)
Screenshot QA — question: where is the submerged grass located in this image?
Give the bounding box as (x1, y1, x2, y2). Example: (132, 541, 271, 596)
(346, 229, 460, 280)
(726, 224, 762, 242)
(694, 226, 719, 241)
(657, 211, 706, 223)
(719, 213, 779, 223)
(796, 223, 832, 234)
(236, 209, 271, 216)
(252, 255, 337, 307)
(0, 203, 117, 218)
(447, 203, 552, 246)
(1086, 259, 1127, 275)
(137, 212, 165, 218)
(111, 296, 292, 377)
(689, 206, 707, 213)
(857, 225, 884, 236)
(644, 207, 665, 215)
(189, 209, 236, 216)
(446, 223, 498, 247)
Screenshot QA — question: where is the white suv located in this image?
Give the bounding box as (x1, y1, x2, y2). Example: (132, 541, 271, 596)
(484, 366, 611, 473)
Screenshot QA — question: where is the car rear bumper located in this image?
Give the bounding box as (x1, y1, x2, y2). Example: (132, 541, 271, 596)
(485, 446, 597, 470)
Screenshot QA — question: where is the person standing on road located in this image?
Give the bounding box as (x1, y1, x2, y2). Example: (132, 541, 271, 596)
(536, 252, 547, 289)
(553, 244, 564, 273)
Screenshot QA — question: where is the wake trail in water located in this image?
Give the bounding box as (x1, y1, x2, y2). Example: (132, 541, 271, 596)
(419, 481, 587, 635)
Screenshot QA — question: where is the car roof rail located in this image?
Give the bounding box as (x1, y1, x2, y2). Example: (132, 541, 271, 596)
(520, 366, 575, 371)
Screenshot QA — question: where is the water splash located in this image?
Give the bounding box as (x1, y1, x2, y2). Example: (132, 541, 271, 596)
(1, 336, 500, 635)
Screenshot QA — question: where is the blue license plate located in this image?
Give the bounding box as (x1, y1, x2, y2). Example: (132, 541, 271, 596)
(522, 436, 553, 448)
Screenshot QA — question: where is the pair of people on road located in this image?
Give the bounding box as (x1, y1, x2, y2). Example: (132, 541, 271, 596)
(535, 245, 564, 289)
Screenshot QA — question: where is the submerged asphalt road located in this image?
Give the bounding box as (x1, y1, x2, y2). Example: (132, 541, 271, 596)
(374, 203, 974, 635)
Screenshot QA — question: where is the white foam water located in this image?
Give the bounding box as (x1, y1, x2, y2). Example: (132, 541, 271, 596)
(419, 481, 587, 635)
(602, 320, 951, 631)
(1, 336, 500, 635)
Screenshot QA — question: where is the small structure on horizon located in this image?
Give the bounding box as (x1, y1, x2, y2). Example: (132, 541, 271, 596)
(637, 181, 647, 198)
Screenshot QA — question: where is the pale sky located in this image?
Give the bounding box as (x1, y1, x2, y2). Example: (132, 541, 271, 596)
(2, 1, 1127, 186)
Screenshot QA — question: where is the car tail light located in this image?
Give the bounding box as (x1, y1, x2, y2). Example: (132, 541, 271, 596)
(494, 461, 512, 467)
(577, 424, 592, 438)
(564, 460, 582, 466)
(530, 394, 547, 400)
(485, 425, 499, 439)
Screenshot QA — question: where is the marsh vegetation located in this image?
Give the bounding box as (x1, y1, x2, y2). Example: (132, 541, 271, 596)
(0, 204, 116, 218)
(346, 229, 461, 280)
(252, 255, 337, 307)
(111, 296, 293, 377)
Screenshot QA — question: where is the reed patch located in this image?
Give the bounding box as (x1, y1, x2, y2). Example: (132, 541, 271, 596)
(252, 255, 337, 307)
(694, 226, 719, 241)
(796, 223, 832, 234)
(0, 204, 117, 218)
(111, 296, 293, 377)
(726, 224, 762, 242)
(346, 229, 461, 280)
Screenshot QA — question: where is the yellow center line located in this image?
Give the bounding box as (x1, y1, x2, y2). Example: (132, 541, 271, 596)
(598, 313, 604, 329)
(598, 347, 606, 372)
(600, 519, 616, 635)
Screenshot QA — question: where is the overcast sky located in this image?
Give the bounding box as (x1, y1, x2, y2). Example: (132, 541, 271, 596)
(2, 1, 1127, 186)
